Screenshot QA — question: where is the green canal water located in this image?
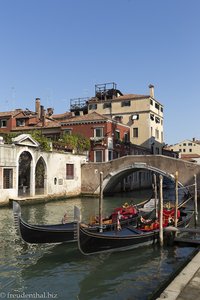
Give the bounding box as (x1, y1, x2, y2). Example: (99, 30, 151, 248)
(0, 189, 197, 300)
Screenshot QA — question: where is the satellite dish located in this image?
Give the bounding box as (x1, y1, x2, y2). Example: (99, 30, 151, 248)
(132, 114, 138, 120)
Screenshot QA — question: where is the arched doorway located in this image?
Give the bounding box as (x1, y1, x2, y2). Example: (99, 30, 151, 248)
(35, 157, 46, 195)
(18, 151, 32, 196)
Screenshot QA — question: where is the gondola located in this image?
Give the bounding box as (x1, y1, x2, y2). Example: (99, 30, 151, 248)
(13, 201, 80, 244)
(13, 199, 150, 244)
(77, 208, 194, 255)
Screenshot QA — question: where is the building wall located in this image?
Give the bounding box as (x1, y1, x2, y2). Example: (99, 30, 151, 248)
(113, 170, 152, 193)
(168, 140, 200, 155)
(41, 151, 85, 196)
(88, 93, 164, 153)
(0, 116, 13, 132)
(61, 120, 130, 162)
(0, 143, 86, 205)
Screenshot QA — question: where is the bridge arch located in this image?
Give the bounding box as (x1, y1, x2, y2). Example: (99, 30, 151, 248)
(99, 163, 182, 195)
(81, 155, 200, 196)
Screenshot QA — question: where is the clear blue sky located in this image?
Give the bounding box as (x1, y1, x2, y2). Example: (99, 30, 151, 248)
(0, 0, 200, 145)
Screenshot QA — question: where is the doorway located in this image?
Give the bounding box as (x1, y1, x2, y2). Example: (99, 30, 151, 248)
(18, 151, 32, 196)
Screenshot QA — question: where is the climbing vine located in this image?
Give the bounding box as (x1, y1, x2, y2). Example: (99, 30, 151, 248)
(0, 131, 90, 153)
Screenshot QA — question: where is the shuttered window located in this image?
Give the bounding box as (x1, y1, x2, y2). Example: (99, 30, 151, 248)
(3, 169, 13, 189)
(66, 164, 74, 179)
(133, 128, 138, 138)
(95, 150, 103, 162)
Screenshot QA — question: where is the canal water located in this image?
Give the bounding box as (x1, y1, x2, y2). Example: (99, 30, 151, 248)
(0, 189, 197, 300)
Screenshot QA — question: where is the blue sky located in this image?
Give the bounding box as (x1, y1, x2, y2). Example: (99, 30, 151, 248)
(0, 0, 200, 145)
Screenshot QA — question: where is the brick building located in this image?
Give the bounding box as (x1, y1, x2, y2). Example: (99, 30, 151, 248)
(61, 112, 131, 162)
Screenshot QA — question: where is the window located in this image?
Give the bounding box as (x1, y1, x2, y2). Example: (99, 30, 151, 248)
(89, 103, 97, 110)
(95, 150, 103, 162)
(155, 117, 160, 123)
(3, 169, 13, 189)
(0, 119, 7, 128)
(179, 149, 182, 152)
(188, 143, 192, 146)
(124, 133, 129, 143)
(108, 150, 113, 161)
(115, 130, 120, 140)
(189, 149, 192, 152)
(121, 100, 130, 107)
(161, 107, 163, 112)
(155, 103, 160, 110)
(155, 129, 159, 140)
(183, 143, 186, 146)
(66, 164, 74, 179)
(150, 114, 154, 121)
(64, 129, 72, 135)
(133, 128, 138, 138)
(183, 149, 186, 152)
(155, 147, 160, 154)
(16, 119, 25, 127)
(103, 102, 111, 109)
(134, 173, 138, 181)
(94, 127, 103, 138)
(150, 99, 153, 105)
(115, 115, 123, 122)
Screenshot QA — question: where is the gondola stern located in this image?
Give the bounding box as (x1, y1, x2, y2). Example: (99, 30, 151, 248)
(77, 222, 90, 256)
(13, 201, 22, 235)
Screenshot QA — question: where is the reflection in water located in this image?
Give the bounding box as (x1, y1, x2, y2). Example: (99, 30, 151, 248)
(77, 246, 194, 300)
(0, 190, 197, 300)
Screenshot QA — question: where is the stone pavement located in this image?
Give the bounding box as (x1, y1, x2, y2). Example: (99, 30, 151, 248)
(157, 251, 200, 299)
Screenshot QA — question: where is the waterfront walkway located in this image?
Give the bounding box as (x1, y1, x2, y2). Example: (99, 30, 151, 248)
(157, 250, 200, 299)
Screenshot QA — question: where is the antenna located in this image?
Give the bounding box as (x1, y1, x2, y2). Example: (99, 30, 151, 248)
(11, 86, 16, 110)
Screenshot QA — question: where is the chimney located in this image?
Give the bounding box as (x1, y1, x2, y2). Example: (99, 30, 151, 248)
(47, 107, 54, 116)
(40, 106, 46, 126)
(35, 98, 41, 118)
(149, 84, 154, 98)
(42, 110, 46, 127)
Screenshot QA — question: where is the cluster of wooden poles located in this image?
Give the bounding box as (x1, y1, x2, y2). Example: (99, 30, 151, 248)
(98, 171, 198, 246)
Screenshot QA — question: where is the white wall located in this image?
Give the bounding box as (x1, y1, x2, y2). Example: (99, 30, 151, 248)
(41, 151, 85, 196)
(0, 143, 87, 205)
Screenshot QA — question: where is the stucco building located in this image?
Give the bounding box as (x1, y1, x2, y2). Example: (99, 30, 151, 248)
(86, 83, 164, 154)
(0, 134, 86, 205)
(166, 138, 200, 163)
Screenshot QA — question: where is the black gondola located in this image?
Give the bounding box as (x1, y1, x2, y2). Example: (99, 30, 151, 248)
(77, 209, 194, 255)
(13, 199, 148, 244)
(13, 201, 80, 244)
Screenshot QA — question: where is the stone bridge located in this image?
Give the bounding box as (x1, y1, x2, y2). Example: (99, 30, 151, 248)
(81, 155, 200, 196)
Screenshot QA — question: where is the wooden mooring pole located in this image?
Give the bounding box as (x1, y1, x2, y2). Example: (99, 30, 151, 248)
(153, 174, 158, 219)
(194, 174, 198, 228)
(99, 172, 103, 232)
(174, 171, 179, 229)
(159, 175, 163, 246)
